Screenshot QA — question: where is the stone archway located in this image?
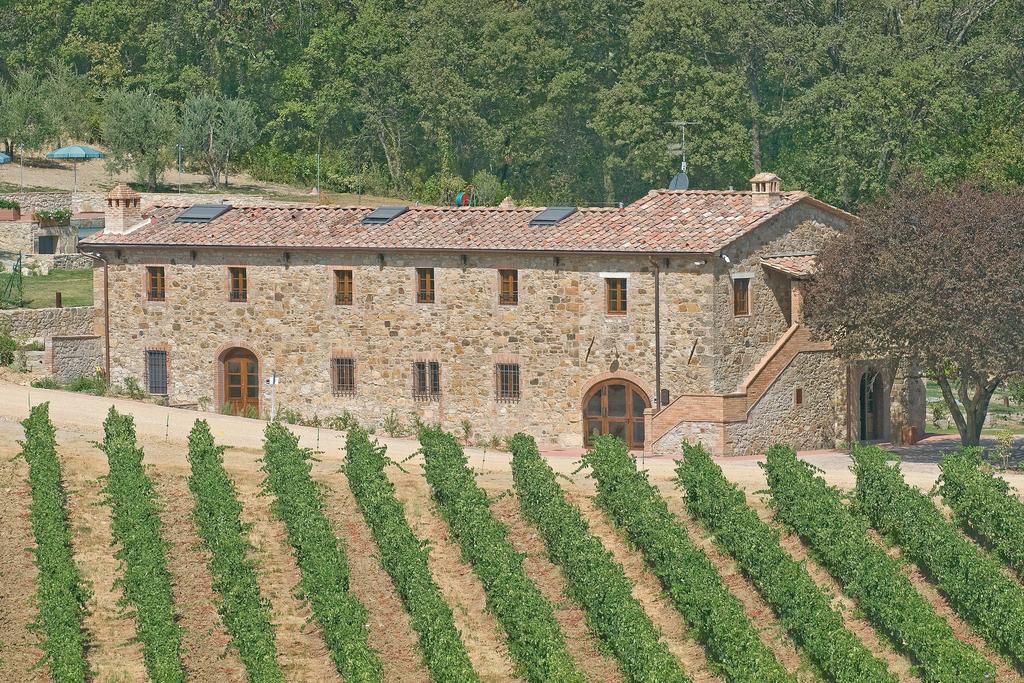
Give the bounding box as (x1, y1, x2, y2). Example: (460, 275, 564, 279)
(582, 379, 651, 449)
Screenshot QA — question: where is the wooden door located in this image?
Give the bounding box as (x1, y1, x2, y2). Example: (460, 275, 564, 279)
(583, 381, 649, 449)
(860, 371, 881, 441)
(224, 349, 259, 416)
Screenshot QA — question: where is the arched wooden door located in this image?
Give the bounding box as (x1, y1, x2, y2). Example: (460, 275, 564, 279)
(223, 348, 259, 416)
(859, 370, 882, 441)
(583, 380, 650, 449)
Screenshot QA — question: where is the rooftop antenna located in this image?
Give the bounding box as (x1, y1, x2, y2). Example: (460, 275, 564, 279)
(668, 120, 696, 190)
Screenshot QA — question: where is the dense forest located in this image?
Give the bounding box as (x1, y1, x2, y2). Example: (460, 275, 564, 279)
(1, 0, 1021, 209)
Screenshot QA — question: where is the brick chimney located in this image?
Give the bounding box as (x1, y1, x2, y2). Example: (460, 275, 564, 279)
(104, 184, 142, 235)
(750, 172, 781, 212)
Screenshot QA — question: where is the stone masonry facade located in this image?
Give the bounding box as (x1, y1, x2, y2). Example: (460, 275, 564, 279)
(84, 180, 925, 454)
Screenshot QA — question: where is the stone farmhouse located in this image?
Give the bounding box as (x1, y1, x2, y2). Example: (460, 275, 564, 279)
(80, 177, 924, 456)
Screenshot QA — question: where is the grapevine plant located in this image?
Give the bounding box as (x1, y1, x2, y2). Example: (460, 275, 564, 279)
(186, 420, 284, 681)
(100, 407, 185, 682)
(260, 421, 381, 681)
(508, 433, 689, 683)
(20, 403, 89, 681)
(937, 447, 1024, 577)
(853, 444, 1024, 672)
(580, 435, 792, 683)
(344, 427, 479, 682)
(763, 445, 994, 683)
(676, 442, 894, 683)
(418, 426, 584, 683)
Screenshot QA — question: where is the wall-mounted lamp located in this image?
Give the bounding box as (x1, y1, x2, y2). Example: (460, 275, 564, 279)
(283, 252, 291, 265)
(377, 253, 385, 268)
(663, 257, 670, 268)
(190, 250, 197, 261)
(693, 259, 707, 267)
(554, 256, 561, 267)
(461, 254, 468, 267)
(720, 253, 731, 264)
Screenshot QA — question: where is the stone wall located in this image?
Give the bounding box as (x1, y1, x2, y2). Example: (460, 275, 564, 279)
(711, 205, 847, 393)
(726, 350, 845, 455)
(650, 419, 725, 457)
(48, 335, 102, 382)
(0, 192, 72, 213)
(98, 249, 720, 447)
(0, 220, 77, 255)
(0, 306, 95, 341)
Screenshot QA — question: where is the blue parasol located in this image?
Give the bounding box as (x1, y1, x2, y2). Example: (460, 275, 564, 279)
(0, 153, 11, 164)
(47, 145, 105, 193)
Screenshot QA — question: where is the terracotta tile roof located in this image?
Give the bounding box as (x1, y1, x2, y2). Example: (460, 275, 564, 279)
(760, 253, 818, 278)
(106, 184, 140, 201)
(81, 189, 844, 254)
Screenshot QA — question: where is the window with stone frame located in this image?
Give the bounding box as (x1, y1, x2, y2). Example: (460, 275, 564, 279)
(331, 357, 356, 395)
(413, 361, 441, 399)
(794, 387, 804, 406)
(416, 268, 435, 303)
(606, 277, 627, 315)
(733, 276, 751, 316)
(495, 363, 520, 401)
(499, 269, 518, 305)
(229, 267, 247, 302)
(334, 269, 353, 305)
(145, 350, 168, 395)
(146, 266, 165, 301)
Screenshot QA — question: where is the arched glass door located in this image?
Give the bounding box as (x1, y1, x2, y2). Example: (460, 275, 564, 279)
(583, 380, 650, 449)
(860, 370, 882, 441)
(223, 348, 259, 416)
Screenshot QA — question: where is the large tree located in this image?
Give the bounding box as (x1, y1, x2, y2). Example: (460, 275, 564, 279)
(181, 94, 258, 187)
(102, 89, 177, 191)
(804, 178, 1024, 446)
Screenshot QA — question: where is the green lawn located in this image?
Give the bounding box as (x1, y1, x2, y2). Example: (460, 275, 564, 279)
(0, 268, 94, 308)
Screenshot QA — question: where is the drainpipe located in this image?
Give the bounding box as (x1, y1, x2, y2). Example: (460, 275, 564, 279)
(649, 257, 662, 413)
(79, 251, 110, 380)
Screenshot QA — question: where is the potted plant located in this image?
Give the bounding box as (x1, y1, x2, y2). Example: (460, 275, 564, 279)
(33, 209, 72, 226)
(0, 198, 20, 220)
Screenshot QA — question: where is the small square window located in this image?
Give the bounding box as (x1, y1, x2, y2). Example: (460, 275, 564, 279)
(146, 266, 165, 301)
(495, 363, 520, 401)
(229, 267, 247, 302)
(334, 270, 353, 305)
(413, 361, 440, 399)
(145, 350, 168, 395)
(416, 268, 435, 304)
(606, 278, 627, 315)
(733, 277, 751, 316)
(332, 357, 356, 394)
(499, 269, 518, 305)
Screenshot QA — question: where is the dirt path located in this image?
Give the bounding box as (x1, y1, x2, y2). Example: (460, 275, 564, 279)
(390, 462, 520, 682)
(231, 461, 341, 682)
(151, 468, 246, 683)
(59, 443, 148, 682)
(490, 494, 624, 683)
(314, 468, 429, 683)
(568, 491, 722, 682)
(0, 451, 48, 682)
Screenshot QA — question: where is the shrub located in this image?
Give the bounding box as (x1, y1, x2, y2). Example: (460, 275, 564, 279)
(419, 426, 583, 682)
(345, 427, 479, 681)
(677, 442, 893, 683)
(581, 436, 790, 683)
(938, 447, 1024, 577)
(853, 444, 1024, 670)
(0, 198, 21, 209)
(101, 407, 185, 681)
(510, 433, 688, 682)
(764, 445, 993, 683)
(381, 409, 406, 437)
(0, 329, 16, 365)
(20, 403, 90, 680)
(66, 374, 108, 396)
(327, 410, 359, 431)
(34, 209, 72, 223)
(120, 377, 146, 400)
(31, 376, 60, 389)
(260, 422, 381, 680)
(187, 420, 283, 680)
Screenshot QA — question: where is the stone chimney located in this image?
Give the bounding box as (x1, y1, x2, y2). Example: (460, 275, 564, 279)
(498, 195, 516, 209)
(104, 184, 142, 235)
(750, 172, 781, 212)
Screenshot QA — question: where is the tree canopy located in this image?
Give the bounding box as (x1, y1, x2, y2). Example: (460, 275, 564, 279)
(1, 0, 1021, 205)
(804, 178, 1024, 445)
